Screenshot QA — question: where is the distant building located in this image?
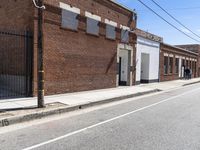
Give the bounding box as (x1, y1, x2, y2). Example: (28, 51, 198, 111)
(160, 44, 198, 81)
(176, 44, 200, 76)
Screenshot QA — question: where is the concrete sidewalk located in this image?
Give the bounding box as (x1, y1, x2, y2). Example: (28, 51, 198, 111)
(0, 78, 200, 110)
(0, 78, 200, 127)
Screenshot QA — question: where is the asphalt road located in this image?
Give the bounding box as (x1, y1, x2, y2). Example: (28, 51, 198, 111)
(0, 83, 200, 150)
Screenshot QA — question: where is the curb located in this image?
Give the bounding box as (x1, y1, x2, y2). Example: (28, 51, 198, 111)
(183, 80, 200, 86)
(0, 89, 161, 128)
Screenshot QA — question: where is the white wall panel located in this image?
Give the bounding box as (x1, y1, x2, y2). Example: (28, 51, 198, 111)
(136, 36, 160, 82)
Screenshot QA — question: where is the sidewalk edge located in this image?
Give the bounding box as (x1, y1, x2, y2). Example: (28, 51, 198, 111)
(0, 89, 160, 127)
(183, 80, 200, 86)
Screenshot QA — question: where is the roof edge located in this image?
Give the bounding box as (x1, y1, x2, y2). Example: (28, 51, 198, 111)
(162, 43, 199, 56)
(109, 0, 136, 14)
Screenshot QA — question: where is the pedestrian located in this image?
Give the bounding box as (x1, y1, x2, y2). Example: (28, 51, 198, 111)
(184, 67, 187, 80)
(185, 68, 190, 80)
(189, 69, 192, 79)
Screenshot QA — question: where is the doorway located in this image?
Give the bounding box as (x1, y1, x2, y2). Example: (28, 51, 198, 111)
(140, 53, 150, 83)
(118, 50, 130, 86)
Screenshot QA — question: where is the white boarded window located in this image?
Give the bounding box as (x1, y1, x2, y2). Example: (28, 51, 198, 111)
(121, 29, 129, 43)
(87, 18, 99, 35)
(106, 25, 116, 40)
(61, 9, 79, 30)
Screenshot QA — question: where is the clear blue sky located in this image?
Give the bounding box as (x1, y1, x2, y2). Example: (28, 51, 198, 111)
(116, 0, 200, 45)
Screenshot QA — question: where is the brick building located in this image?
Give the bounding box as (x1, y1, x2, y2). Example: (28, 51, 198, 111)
(160, 43, 198, 81)
(0, 0, 137, 98)
(0, 0, 199, 100)
(176, 44, 200, 76)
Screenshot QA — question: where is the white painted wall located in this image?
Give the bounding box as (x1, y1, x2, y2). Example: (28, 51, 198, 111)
(136, 36, 160, 82)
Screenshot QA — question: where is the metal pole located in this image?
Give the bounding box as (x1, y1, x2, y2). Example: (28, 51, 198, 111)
(37, 0, 45, 108)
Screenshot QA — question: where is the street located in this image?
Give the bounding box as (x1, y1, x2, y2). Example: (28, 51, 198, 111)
(0, 83, 200, 150)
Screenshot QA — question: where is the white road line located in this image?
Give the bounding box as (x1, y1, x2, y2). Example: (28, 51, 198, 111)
(22, 87, 200, 150)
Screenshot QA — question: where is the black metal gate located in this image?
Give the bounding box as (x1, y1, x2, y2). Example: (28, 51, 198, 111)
(0, 29, 33, 99)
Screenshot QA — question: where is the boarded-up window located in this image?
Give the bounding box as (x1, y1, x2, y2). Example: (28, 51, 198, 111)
(121, 30, 129, 43)
(61, 9, 78, 30)
(164, 56, 168, 74)
(87, 18, 99, 35)
(106, 25, 116, 40)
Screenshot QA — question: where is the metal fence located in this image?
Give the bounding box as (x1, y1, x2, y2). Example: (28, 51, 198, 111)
(0, 29, 33, 99)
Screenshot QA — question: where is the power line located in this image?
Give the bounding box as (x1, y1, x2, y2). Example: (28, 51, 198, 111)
(136, 0, 200, 43)
(137, 6, 200, 11)
(151, 0, 200, 40)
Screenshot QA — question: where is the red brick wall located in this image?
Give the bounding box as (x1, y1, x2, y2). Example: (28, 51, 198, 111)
(32, 0, 136, 95)
(0, 0, 34, 30)
(0, 0, 34, 76)
(160, 44, 198, 81)
(0, 31, 28, 76)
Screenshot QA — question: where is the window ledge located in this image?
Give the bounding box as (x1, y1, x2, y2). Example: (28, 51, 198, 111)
(60, 27, 78, 33)
(86, 32, 99, 37)
(164, 73, 173, 76)
(105, 37, 116, 41)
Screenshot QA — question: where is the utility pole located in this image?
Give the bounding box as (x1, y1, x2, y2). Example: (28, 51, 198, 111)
(36, 0, 45, 108)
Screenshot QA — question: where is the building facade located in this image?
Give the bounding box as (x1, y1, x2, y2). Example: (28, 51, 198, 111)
(160, 43, 198, 81)
(176, 44, 200, 77)
(0, 0, 137, 98)
(39, 0, 137, 95)
(0, 0, 199, 100)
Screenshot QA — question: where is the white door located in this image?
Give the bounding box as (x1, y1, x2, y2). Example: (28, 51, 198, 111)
(141, 53, 150, 82)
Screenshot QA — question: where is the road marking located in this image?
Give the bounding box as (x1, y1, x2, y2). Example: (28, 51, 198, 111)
(23, 87, 200, 150)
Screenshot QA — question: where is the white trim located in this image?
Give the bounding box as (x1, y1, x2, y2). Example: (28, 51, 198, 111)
(118, 43, 133, 51)
(169, 54, 174, 57)
(164, 53, 168, 57)
(117, 44, 133, 86)
(120, 25, 130, 31)
(85, 11, 101, 21)
(105, 19, 117, 27)
(60, 2, 80, 14)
